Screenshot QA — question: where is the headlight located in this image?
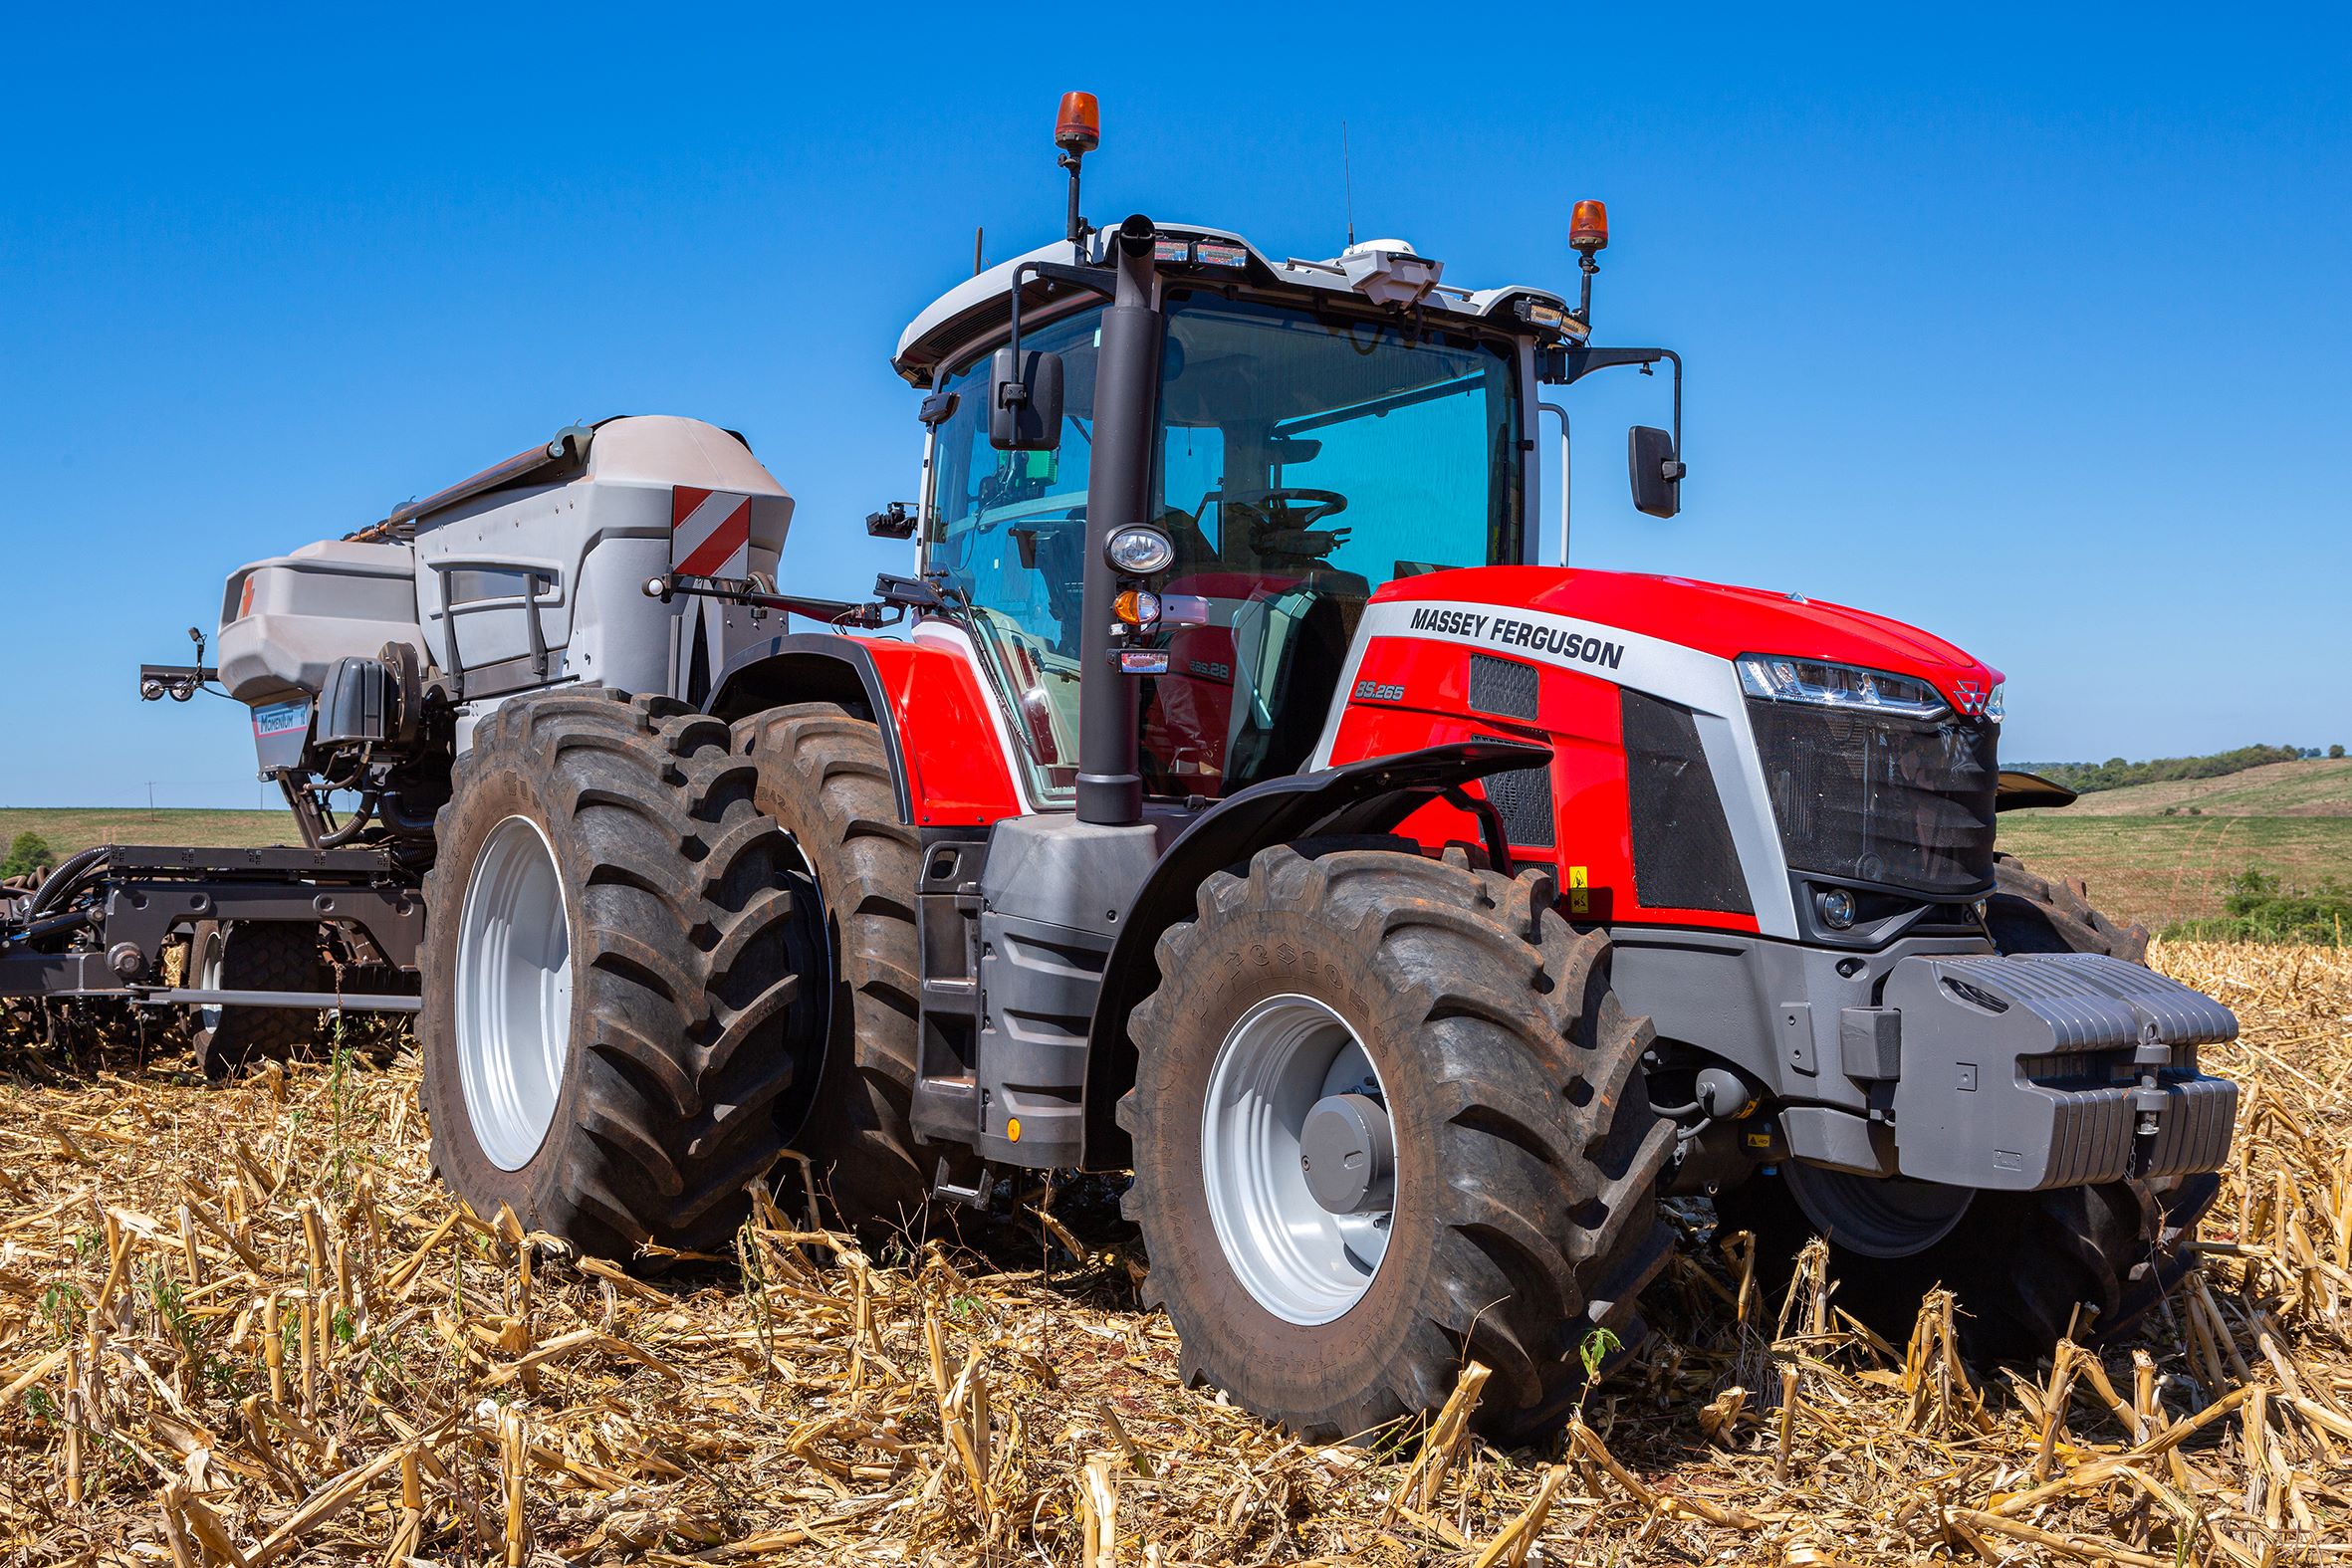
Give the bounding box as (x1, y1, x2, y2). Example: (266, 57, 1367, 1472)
(1105, 526, 1176, 575)
(1983, 682, 2004, 722)
(1736, 655, 1951, 719)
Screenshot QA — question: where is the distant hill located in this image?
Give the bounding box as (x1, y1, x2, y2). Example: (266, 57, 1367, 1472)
(2015, 744, 2333, 795)
(2039, 759, 2352, 819)
(1999, 758, 2352, 935)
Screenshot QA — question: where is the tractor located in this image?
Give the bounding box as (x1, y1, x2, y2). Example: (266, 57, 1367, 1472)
(123, 93, 2238, 1441)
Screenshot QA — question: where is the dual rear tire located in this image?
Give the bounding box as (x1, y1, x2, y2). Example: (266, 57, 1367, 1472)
(418, 692, 938, 1258)
(418, 691, 818, 1257)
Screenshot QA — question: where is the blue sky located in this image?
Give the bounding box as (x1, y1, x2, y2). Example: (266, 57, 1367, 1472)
(2, 6, 2345, 806)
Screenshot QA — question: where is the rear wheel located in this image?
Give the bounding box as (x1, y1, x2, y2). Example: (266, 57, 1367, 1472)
(1119, 845, 1674, 1441)
(735, 704, 939, 1234)
(188, 921, 331, 1078)
(1720, 852, 2209, 1357)
(419, 691, 813, 1259)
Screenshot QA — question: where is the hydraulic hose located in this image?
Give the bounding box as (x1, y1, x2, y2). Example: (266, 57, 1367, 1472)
(24, 846, 111, 920)
(315, 789, 380, 848)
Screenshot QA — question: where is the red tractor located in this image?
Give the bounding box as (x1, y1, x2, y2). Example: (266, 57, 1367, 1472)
(165, 93, 2238, 1442)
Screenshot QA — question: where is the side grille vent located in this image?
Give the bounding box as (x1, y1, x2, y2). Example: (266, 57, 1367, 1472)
(1468, 654, 1539, 722)
(1482, 760, 1557, 849)
(1621, 691, 1753, 914)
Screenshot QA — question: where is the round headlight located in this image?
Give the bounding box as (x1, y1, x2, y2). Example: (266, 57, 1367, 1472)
(1105, 526, 1176, 576)
(1818, 889, 1857, 930)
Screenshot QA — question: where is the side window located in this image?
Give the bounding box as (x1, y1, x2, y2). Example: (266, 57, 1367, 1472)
(923, 307, 1104, 799)
(1274, 381, 1500, 576)
(1157, 423, 1225, 550)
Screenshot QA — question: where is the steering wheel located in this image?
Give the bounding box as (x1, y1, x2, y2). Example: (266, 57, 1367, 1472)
(1226, 487, 1348, 527)
(1222, 488, 1352, 562)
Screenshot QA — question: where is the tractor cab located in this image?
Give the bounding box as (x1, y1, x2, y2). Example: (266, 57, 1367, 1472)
(893, 222, 1589, 807)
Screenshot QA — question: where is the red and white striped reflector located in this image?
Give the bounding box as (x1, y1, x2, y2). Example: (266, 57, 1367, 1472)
(672, 487, 752, 578)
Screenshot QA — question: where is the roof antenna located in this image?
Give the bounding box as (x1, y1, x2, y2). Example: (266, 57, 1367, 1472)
(973, 225, 985, 277)
(1341, 120, 1356, 249)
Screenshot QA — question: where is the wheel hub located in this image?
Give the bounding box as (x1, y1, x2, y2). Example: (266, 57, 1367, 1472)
(454, 815, 573, 1172)
(1298, 1093, 1395, 1215)
(1198, 994, 1395, 1325)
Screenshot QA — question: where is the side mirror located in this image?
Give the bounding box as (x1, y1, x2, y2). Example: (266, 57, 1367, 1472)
(989, 347, 1064, 451)
(1629, 424, 1684, 519)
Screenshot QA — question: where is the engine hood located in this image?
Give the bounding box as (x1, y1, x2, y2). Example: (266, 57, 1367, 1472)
(1373, 565, 2002, 712)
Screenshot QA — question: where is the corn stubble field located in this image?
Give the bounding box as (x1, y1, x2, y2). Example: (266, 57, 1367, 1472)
(0, 942, 2345, 1566)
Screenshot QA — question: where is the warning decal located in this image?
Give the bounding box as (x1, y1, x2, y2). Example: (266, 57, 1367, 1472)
(672, 487, 753, 579)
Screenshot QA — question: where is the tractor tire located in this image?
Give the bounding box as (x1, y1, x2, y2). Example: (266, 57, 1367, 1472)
(1718, 851, 2209, 1359)
(188, 920, 332, 1079)
(1715, 1170, 2216, 1360)
(1984, 850, 2149, 963)
(735, 703, 940, 1234)
(1118, 845, 1675, 1442)
(419, 690, 813, 1261)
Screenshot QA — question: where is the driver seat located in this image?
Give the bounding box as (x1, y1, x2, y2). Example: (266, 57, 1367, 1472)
(1225, 567, 1369, 788)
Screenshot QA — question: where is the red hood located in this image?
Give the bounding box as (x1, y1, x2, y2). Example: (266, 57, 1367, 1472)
(1376, 566, 2002, 706)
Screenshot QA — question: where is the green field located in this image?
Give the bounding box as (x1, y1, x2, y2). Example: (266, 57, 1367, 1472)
(1999, 758, 2352, 933)
(0, 806, 301, 859)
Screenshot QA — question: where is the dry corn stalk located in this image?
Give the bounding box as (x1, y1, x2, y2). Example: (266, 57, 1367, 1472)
(0, 934, 2340, 1565)
(1376, 1359, 1489, 1526)
(1078, 1448, 1119, 1568)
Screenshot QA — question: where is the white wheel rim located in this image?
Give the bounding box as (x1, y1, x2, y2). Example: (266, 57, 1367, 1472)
(455, 815, 573, 1171)
(196, 930, 224, 1034)
(1199, 994, 1395, 1325)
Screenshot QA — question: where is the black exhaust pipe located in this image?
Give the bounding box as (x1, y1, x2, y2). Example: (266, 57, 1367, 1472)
(1073, 215, 1160, 826)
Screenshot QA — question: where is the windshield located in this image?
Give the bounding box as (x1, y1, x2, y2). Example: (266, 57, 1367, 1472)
(927, 290, 1524, 802)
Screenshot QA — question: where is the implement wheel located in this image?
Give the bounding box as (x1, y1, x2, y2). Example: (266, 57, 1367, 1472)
(1119, 844, 1674, 1441)
(188, 921, 331, 1078)
(419, 691, 815, 1259)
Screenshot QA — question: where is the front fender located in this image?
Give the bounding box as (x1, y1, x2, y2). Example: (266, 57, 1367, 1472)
(1076, 739, 1550, 1168)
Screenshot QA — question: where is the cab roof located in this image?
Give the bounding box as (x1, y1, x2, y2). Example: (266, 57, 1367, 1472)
(890, 222, 1577, 387)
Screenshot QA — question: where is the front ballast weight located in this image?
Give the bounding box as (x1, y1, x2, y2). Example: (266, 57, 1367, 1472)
(1871, 951, 2237, 1189)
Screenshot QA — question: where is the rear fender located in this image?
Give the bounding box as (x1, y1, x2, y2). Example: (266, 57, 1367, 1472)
(1076, 739, 1550, 1168)
(706, 633, 1023, 826)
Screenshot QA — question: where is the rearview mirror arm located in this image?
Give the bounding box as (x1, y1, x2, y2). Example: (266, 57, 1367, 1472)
(1004, 259, 1116, 365)
(1556, 344, 1685, 470)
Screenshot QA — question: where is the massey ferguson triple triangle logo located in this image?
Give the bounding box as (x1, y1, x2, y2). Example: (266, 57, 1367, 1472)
(1953, 678, 1991, 715)
(671, 487, 752, 578)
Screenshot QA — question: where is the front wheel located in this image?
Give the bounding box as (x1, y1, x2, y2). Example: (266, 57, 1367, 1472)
(1118, 845, 1674, 1441)
(1719, 849, 2211, 1357)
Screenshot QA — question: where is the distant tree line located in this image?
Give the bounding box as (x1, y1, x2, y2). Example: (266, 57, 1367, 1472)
(2015, 744, 2344, 794)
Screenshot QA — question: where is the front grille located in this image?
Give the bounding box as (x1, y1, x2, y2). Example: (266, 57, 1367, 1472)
(1746, 699, 1998, 896)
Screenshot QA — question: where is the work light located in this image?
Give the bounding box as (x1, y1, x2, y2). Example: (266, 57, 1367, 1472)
(1105, 525, 1176, 576)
